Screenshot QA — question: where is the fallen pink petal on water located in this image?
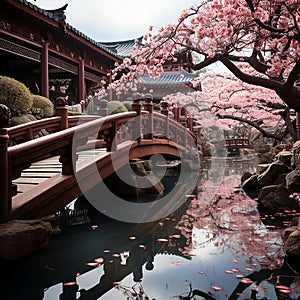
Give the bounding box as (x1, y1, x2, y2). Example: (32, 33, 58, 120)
(198, 271, 205, 275)
(225, 270, 234, 274)
(277, 288, 292, 294)
(171, 261, 182, 266)
(231, 268, 239, 273)
(129, 236, 136, 240)
(113, 282, 121, 285)
(171, 234, 181, 239)
(240, 278, 253, 284)
(94, 258, 104, 264)
(157, 238, 169, 242)
(236, 274, 244, 279)
(244, 267, 254, 272)
(275, 285, 291, 293)
(63, 282, 77, 286)
(86, 262, 99, 267)
(103, 249, 110, 253)
(112, 253, 120, 257)
(211, 285, 223, 291)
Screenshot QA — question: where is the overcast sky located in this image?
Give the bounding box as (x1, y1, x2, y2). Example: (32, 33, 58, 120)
(27, 0, 197, 42)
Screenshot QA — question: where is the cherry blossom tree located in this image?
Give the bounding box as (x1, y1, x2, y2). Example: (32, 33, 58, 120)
(108, 0, 300, 112)
(163, 73, 297, 141)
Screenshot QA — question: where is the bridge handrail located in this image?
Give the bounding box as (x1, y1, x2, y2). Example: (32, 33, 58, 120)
(0, 101, 199, 221)
(7, 115, 102, 143)
(8, 111, 138, 174)
(152, 112, 196, 148)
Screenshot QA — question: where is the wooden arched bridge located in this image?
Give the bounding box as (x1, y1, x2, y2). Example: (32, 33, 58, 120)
(212, 138, 253, 151)
(0, 99, 198, 222)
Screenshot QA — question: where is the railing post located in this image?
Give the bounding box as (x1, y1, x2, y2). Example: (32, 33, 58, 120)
(99, 99, 108, 117)
(131, 93, 142, 143)
(55, 97, 69, 130)
(175, 106, 181, 122)
(160, 101, 169, 139)
(143, 93, 153, 139)
(0, 104, 11, 222)
(106, 121, 118, 152)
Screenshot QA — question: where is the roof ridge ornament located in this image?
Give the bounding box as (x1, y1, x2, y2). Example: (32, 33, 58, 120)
(45, 4, 68, 22)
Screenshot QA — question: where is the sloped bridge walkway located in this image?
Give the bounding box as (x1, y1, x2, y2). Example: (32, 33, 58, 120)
(0, 100, 198, 222)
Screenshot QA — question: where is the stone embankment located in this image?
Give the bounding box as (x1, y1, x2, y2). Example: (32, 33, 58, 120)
(242, 141, 300, 262)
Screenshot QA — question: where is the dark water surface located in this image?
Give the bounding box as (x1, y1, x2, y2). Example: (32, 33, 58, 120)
(1, 157, 299, 300)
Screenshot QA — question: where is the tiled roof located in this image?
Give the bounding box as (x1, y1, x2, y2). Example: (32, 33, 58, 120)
(140, 69, 197, 86)
(98, 37, 143, 59)
(15, 0, 120, 58)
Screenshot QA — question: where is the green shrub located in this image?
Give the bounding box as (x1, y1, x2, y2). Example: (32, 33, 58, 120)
(31, 94, 54, 118)
(122, 101, 132, 111)
(68, 110, 84, 116)
(0, 76, 32, 112)
(10, 115, 34, 127)
(108, 100, 128, 115)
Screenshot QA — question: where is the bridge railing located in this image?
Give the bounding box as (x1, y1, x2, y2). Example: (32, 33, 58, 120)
(0, 98, 198, 222)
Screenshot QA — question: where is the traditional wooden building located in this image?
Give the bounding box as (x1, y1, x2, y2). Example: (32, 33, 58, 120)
(100, 39, 200, 102)
(0, 0, 122, 103)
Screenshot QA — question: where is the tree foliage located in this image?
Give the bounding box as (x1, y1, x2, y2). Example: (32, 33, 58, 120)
(108, 0, 300, 111)
(164, 73, 296, 140)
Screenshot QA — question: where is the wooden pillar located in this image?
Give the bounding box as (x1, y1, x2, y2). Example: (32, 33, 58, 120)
(297, 112, 300, 141)
(0, 105, 11, 221)
(131, 93, 142, 143)
(143, 93, 153, 139)
(55, 97, 69, 130)
(40, 41, 49, 98)
(78, 57, 85, 103)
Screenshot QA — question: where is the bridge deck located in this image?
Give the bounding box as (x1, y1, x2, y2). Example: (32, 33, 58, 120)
(12, 148, 108, 195)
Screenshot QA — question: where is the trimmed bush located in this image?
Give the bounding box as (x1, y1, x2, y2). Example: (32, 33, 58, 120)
(31, 94, 54, 118)
(122, 101, 132, 111)
(10, 115, 34, 127)
(0, 76, 32, 112)
(68, 110, 84, 116)
(108, 100, 128, 115)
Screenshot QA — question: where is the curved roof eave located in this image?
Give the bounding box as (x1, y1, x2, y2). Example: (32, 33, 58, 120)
(14, 0, 122, 60)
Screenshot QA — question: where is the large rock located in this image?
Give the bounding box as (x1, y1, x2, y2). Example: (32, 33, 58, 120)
(241, 174, 260, 190)
(291, 141, 300, 168)
(286, 164, 300, 192)
(257, 161, 291, 187)
(275, 150, 293, 167)
(105, 160, 165, 197)
(0, 219, 53, 261)
(257, 184, 299, 212)
(284, 218, 300, 261)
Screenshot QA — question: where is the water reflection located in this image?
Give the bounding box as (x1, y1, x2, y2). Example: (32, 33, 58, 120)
(0, 158, 299, 300)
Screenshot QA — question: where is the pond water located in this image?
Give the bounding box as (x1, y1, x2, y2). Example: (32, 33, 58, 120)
(0, 157, 299, 300)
